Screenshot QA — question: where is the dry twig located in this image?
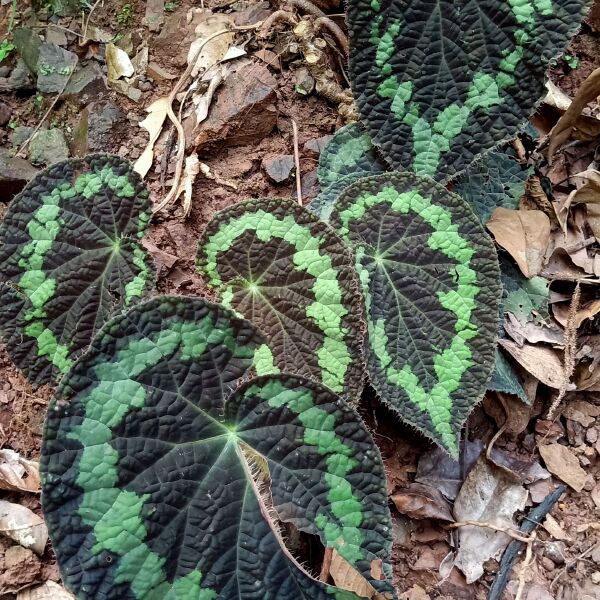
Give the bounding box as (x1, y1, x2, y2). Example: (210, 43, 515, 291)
(446, 520, 533, 543)
(291, 119, 302, 205)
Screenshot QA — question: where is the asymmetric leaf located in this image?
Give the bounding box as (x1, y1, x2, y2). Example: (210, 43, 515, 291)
(310, 124, 387, 222)
(197, 198, 366, 402)
(331, 173, 501, 456)
(41, 297, 393, 599)
(347, 0, 589, 180)
(0, 155, 154, 385)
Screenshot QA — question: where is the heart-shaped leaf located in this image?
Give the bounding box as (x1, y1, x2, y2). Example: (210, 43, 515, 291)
(330, 172, 500, 456)
(0, 155, 154, 385)
(41, 297, 393, 599)
(196, 198, 366, 402)
(347, 0, 589, 180)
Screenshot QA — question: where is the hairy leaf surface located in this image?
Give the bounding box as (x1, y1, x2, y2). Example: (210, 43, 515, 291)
(197, 198, 366, 402)
(331, 173, 501, 456)
(41, 297, 393, 599)
(348, 0, 589, 180)
(311, 124, 387, 222)
(0, 155, 154, 385)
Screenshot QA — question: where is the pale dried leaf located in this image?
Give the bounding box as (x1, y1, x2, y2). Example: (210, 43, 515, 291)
(330, 548, 384, 599)
(487, 208, 551, 278)
(0, 500, 48, 555)
(553, 298, 600, 328)
(454, 457, 528, 583)
(199, 162, 237, 190)
(134, 97, 170, 178)
(17, 581, 75, 600)
(548, 68, 600, 159)
(391, 483, 453, 521)
(188, 14, 234, 78)
(0, 449, 40, 493)
(174, 153, 201, 217)
(537, 443, 586, 492)
(105, 43, 134, 81)
(193, 63, 227, 124)
(542, 514, 571, 541)
(131, 45, 149, 76)
(498, 340, 569, 390)
(504, 313, 564, 346)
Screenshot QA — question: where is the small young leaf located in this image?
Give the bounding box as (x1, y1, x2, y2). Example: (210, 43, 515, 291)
(311, 124, 387, 222)
(197, 198, 366, 402)
(0, 155, 154, 385)
(348, 0, 589, 180)
(331, 172, 501, 456)
(41, 297, 393, 599)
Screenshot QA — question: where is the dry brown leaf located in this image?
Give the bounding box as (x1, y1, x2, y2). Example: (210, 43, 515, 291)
(453, 457, 528, 583)
(537, 443, 586, 492)
(487, 208, 551, 278)
(17, 581, 75, 600)
(0, 500, 48, 555)
(504, 313, 564, 347)
(391, 483, 454, 521)
(329, 549, 387, 599)
(566, 169, 600, 241)
(187, 12, 235, 78)
(174, 153, 201, 217)
(0, 449, 40, 493)
(134, 97, 170, 178)
(105, 43, 134, 81)
(547, 68, 600, 159)
(562, 399, 600, 426)
(497, 339, 569, 390)
(552, 298, 600, 328)
(541, 514, 571, 541)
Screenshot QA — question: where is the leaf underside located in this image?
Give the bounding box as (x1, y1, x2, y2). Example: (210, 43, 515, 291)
(41, 297, 393, 600)
(330, 172, 501, 457)
(196, 198, 366, 403)
(0, 155, 154, 385)
(348, 0, 589, 181)
(310, 124, 387, 222)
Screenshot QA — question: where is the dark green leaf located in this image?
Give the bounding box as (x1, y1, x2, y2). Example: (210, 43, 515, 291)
(488, 347, 527, 402)
(311, 124, 387, 223)
(196, 198, 366, 402)
(453, 148, 532, 224)
(347, 0, 589, 180)
(330, 172, 501, 456)
(41, 297, 392, 599)
(0, 155, 154, 385)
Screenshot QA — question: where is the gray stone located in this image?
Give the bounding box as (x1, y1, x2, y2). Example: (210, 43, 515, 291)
(262, 155, 295, 183)
(304, 135, 333, 157)
(0, 148, 39, 200)
(544, 541, 566, 565)
(29, 129, 70, 166)
(294, 67, 315, 95)
(143, 0, 165, 32)
(10, 126, 34, 148)
(36, 43, 78, 93)
(13, 28, 41, 74)
(45, 25, 68, 46)
(64, 62, 107, 101)
(0, 102, 12, 126)
(88, 101, 123, 151)
(0, 59, 34, 93)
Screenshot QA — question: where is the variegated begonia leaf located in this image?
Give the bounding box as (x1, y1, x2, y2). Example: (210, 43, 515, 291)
(331, 172, 501, 456)
(196, 198, 366, 403)
(0, 155, 154, 385)
(41, 297, 393, 599)
(347, 0, 589, 180)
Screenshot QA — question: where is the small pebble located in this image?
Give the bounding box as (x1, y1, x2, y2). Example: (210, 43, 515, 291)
(592, 572, 600, 585)
(541, 556, 555, 571)
(0, 101, 12, 126)
(138, 79, 153, 92)
(544, 541, 566, 565)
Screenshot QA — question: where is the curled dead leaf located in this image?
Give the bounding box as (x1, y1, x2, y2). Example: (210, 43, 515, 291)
(487, 208, 551, 278)
(537, 443, 587, 492)
(16, 581, 75, 600)
(0, 449, 40, 493)
(0, 500, 48, 555)
(329, 548, 389, 599)
(134, 97, 170, 178)
(391, 483, 454, 521)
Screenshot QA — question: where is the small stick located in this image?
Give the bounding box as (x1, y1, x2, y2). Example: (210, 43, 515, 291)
(514, 531, 537, 600)
(486, 392, 509, 461)
(16, 66, 75, 158)
(447, 520, 533, 543)
(81, 0, 103, 42)
(487, 484, 566, 600)
(550, 540, 600, 589)
(291, 118, 302, 205)
(314, 16, 349, 55)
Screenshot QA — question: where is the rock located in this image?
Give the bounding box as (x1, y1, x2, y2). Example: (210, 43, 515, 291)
(233, 1, 272, 26)
(138, 79, 153, 92)
(304, 135, 333, 157)
(262, 155, 295, 183)
(143, 0, 165, 32)
(0, 102, 12, 126)
(13, 28, 42, 75)
(192, 63, 277, 151)
(11, 126, 33, 149)
(587, 427, 599, 444)
(0, 148, 39, 200)
(294, 67, 315, 95)
(592, 572, 600, 585)
(544, 541, 566, 565)
(0, 545, 42, 592)
(0, 59, 34, 93)
(64, 63, 107, 101)
(72, 101, 123, 155)
(538, 443, 587, 492)
(29, 129, 70, 166)
(35, 43, 78, 93)
(45, 25, 68, 46)
(540, 556, 555, 572)
(110, 79, 143, 102)
(147, 61, 177, 81)
(528, 478, 557, 504)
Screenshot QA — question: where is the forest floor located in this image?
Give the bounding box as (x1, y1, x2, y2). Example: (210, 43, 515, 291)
(0, 1, 600, 599)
